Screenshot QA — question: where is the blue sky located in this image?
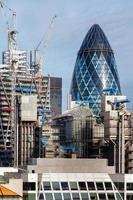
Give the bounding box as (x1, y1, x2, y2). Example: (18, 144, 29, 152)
(0, 0, 133, 111)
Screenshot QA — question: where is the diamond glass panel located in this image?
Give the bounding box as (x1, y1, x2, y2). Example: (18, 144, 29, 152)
(70, 24, 121, 116)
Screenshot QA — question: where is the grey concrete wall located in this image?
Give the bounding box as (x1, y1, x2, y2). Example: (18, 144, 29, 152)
(28, 158, 115, 174)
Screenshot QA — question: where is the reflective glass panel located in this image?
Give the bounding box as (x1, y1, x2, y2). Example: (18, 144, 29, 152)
(81, 193, 89, 200)
(54, 193, 62, 200)
(70, 182, 78, 190)
(72, 193, 80, 200)
(43, 182, 51, 190)
(45, 193, 53, 200)
(63, 193, 71, 200)
(52, 182, 60, 190)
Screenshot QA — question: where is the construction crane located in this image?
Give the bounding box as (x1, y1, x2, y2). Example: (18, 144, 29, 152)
(0, 1, 18, 166)
(32, 14, 57, 76)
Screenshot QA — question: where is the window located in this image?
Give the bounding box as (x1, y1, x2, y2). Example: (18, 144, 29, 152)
(87, 182, 95, 190)
(127, 183, 133, 190)
(27, 193, 36, 200)
(104, 182, 112, 190)
(127, 195, 133, 200)
(45, 193, 53, 200)
(23, 182, 36, 191)
(43, 182, 51, 190)
(63, 193, 71, 200)
(98, 193, 106, 200)
(61, 182, 69, 190)
(90, 193, 98, 200)
(78, 182, 87, 190)
(70, 182, 78, 190)
(116, 193, 123, 200)
(96, 182, 104, 190)
(114, 182, 124, 190)
(107, 193, 115, 200)
(54, 193, 62, 200)
(72, 193, 80, 200)
(52, 182, 60, 190)
(81, 193, 89, 200)
(39, 193, 44, 200)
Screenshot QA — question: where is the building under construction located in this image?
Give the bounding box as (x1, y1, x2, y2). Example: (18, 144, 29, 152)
(0, 9, 62, 167)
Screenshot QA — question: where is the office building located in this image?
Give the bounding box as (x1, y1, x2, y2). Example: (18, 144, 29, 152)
(43, 76, 62, 117)
(53, 105, 104, 158)
(70, 24, 121, 115)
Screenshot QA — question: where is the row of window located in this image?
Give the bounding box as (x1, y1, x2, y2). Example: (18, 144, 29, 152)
(42, 181, 114, 191)
(23, 181, 133, 192)
(39, 192, 122, 200)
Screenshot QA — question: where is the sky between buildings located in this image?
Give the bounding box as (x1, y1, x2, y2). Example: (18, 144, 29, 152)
(0, 0, 133, 111)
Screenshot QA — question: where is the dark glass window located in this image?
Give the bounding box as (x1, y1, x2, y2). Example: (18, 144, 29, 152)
(45, 193, 53, 200)
(127, 195, 133, 200)
(96, 182, 104, 190)
(61, 182, 69, 190)
(52, 182, 60, 190)
(114, 182, 124, 190)
(127, 183, 133, 190)
(54, 193, 62, 200)
(63, 193, 71, 200)
(39, 193, 44, 200)
(98, 193, 106, 200)
(23, 182, 36, 191)
(116, 193, 123, 200)
(87, 182, 95, 190)
(72, 193, 80, 200)
(104, 182, 112, 190)
(70, 182, 78, 190)
(78, 182, 86, 190)
(81, 193, 88, 200)
(107, 193, 115, 200)
(90, 193, 97, 200)
(43, 182, 51, 190)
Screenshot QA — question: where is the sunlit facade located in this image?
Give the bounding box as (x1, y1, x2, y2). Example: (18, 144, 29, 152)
(70, 24, 121, 115)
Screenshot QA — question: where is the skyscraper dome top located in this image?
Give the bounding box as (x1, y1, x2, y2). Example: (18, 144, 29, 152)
(79, 24, 112, 54)
(70, 23, 121, 116)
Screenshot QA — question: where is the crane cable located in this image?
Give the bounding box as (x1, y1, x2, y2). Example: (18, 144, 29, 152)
(0, 1, 15, 29)
(0, 1, 15, 12)
(34, 14, 57, 70)
(35, 14, 57, 51)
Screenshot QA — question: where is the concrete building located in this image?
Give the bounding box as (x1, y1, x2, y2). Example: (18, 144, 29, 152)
(102, 95, 133, 173)
(0, 167, 23, 199)
(1, 159, 133, 199)
(53, 105, 105, 158)
(20, 158, 133, 200)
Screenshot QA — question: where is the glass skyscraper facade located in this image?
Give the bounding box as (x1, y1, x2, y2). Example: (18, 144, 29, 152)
(70, 24, 121, 116)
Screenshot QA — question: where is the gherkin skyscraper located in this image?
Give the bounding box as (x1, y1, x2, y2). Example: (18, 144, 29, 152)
(70, 24, 121, 115)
